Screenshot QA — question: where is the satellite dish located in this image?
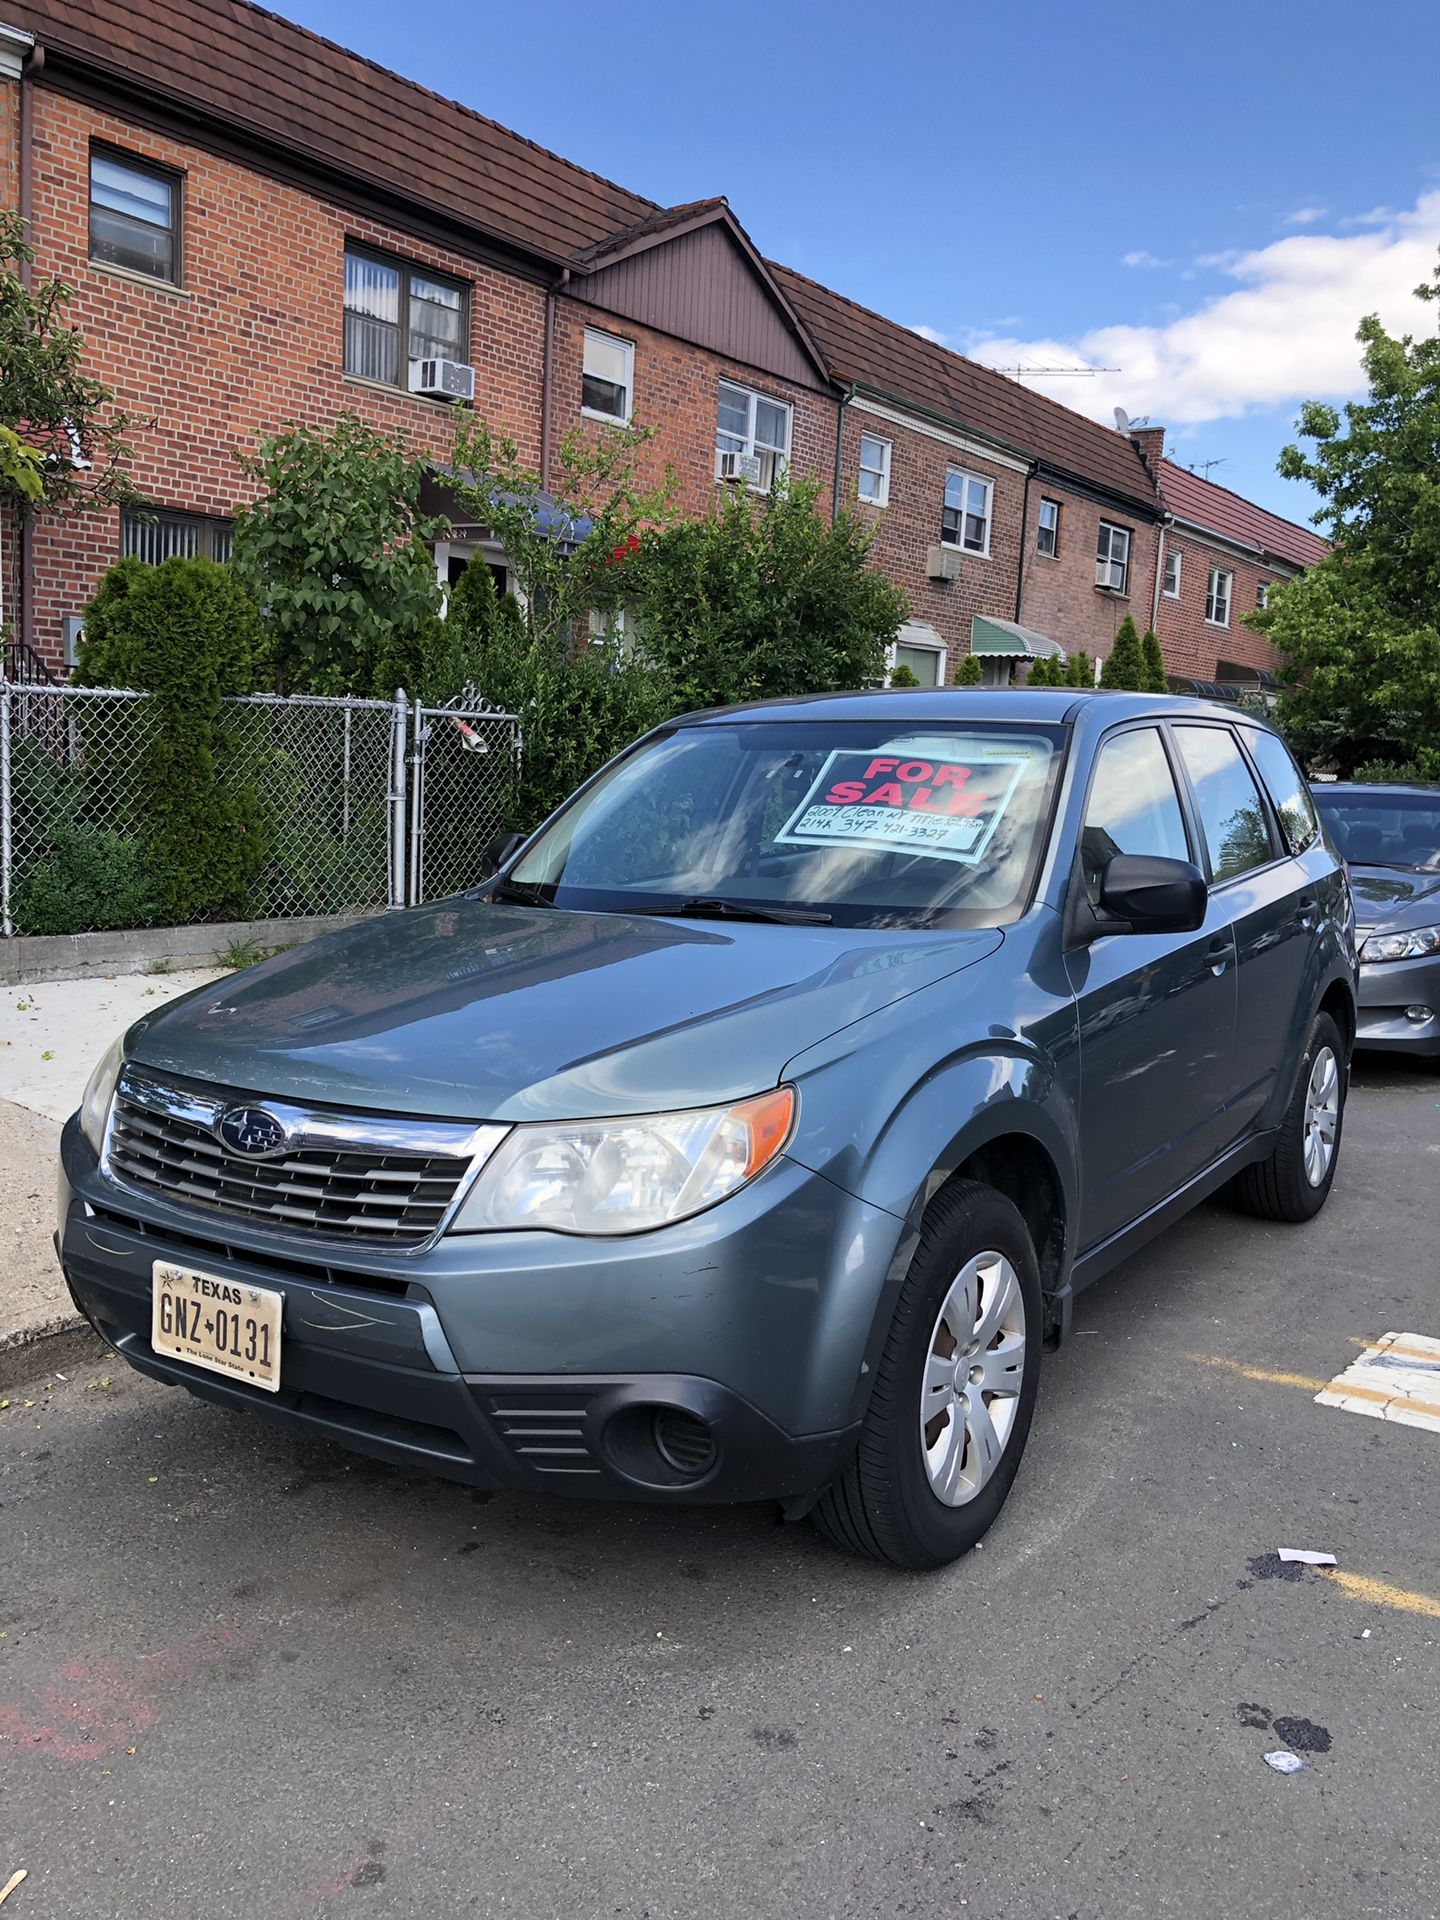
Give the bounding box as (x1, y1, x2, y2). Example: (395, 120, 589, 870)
(1113, 407, 1131, 432)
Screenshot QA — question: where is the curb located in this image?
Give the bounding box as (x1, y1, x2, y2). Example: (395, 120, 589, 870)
(0, 1316, 105, 1393)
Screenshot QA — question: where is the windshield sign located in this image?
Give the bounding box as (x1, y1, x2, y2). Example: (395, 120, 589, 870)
(510, 720, 1065, 928)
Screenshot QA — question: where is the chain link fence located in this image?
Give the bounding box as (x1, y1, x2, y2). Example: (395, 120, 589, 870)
(1, 680, 520, 938)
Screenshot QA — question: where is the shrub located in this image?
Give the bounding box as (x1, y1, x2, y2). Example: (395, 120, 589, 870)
(1066, 650, 1094, 688)
(1353, 757, 1425, 783)
(76, 556, 269, 923)
(889, 662, 921, 688)
(1141, 629, 1168, 693)
(10, 823, 158, 935)
(1099, 616, 1146, 690)
(953, 653, 983, 686)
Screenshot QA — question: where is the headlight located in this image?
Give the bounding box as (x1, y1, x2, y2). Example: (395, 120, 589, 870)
(452, 1087, 796, 1236)
(1360, 924, 1440, 964)
(79, 1036, 125, 1155)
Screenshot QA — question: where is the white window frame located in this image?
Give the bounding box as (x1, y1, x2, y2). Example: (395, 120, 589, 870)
(1205, 565, 1234, 627)
(885, 635, 948, 687)
(1036, 497, 1060, 558)
(1096, 521, 1132, 594)
(715, 380, 792, 493)
(1163, 548, 1182, 599)
(1255, 580, 1270, 610)
(858, 432, 891, 507)
(581, 327, 634, 425)
(941, 467, 993, 557)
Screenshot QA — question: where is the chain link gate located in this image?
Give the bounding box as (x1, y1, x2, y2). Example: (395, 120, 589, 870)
(407, 692, 522, 906)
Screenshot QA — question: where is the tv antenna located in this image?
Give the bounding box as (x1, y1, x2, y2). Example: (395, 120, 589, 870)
(994, 364, 1120, 377)
(1189, 457, 1228, 479)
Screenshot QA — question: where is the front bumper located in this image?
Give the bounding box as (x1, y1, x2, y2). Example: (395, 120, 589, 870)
(59, 1118, 896, 1504)
(1355, 951, 1440, 1056)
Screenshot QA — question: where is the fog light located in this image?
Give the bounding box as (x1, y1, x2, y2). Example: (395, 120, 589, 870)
(1404, 1005, 1434, 1024)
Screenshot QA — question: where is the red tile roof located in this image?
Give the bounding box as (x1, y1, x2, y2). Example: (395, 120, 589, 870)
(769, 264, 1159, 509)
(1158, 460, 1329, 570)
(11, 0, 657, 263)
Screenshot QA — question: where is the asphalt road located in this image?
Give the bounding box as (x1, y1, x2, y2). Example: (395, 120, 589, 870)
(3, 1057, 1437, 1920)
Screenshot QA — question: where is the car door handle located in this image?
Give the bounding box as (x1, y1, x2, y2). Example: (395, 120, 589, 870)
(1206, 936, 1233, 976)
(1295, 896, 1320, 930)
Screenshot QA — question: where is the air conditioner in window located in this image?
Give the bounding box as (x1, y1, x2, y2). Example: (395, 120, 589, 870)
(716, 448, 763, 484)
(408, 357, 476, 403)
(927, 543, 963, 582)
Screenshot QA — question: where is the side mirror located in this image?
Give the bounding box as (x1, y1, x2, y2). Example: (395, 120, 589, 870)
(1097, 854, 1207, 934)
(485, 830, 527, 873)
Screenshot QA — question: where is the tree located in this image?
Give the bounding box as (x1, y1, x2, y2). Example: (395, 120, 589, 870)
(632, 477, 907, 710)
(1066, 649, 1094, 688)
(953, 652, 983, 685)
(1253, 257, 1440, 776)
(0, 210, 140, 525)
(1141, 629, 1168, 694)
(75, 557, 268, 923)
(231, 413, 447, 695)
(1099, 615, 1146, 690)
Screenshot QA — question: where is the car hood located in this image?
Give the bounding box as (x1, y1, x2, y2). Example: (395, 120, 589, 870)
(124, 902, 1002, 1122)
(1348, 863, 1440, 931)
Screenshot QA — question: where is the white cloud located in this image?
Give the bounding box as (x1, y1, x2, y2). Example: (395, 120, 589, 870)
(1122, 249, 1168, 269)
(962, 190, 1440, 427)
(911, 322, 955, 347)
(1283, 206, 1328, 226)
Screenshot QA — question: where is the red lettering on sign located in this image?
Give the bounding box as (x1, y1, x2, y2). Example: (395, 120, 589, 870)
(931, 765, 974, 790)
(865, 783, 905, 808)
(895, 760, 934, 783)
(862, 758, 898, 780)
(824, 780, 867, 805)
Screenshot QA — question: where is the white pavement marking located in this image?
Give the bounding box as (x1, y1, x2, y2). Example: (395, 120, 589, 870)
(1316, 1332, 1440, 1435)
(2, 971, 223, 1123)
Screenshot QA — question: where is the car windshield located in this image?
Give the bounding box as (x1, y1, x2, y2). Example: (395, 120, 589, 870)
(1313, 788, 1440, 872)
(508, 719, 1066, 928)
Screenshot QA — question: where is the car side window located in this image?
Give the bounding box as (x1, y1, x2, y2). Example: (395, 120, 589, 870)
(1174, 725, 1276, 883)
(1243, 728, 1319, 855)
(1081, 727, 1191, 904)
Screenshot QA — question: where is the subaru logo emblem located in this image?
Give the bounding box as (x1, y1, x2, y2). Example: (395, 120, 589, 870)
(218, 1106, 288, 1158)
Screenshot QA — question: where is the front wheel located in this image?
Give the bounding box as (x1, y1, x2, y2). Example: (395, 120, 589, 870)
(811, 1180, 1043, 1570)
(1231, 1010, 1346, 1222)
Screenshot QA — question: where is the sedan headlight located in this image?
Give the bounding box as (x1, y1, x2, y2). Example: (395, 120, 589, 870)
(453, 1087, 796, 1236)
(79, 1036, 125, 1155)
(1360, 924, 1440, 964)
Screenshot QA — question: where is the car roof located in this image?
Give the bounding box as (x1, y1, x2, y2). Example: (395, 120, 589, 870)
(671, 689, 1261, 728)
(1317, 780, 1440, 797)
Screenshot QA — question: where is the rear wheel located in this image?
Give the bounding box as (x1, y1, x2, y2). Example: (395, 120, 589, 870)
(1231, 1010, 1346, 1222)
(812, 1180, 1043, 1570)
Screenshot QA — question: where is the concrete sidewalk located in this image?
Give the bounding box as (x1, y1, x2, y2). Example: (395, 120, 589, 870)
(0, 970, 222, 1371)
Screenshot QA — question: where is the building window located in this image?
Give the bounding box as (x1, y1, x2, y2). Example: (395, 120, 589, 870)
(582, 328, 633, 423)
(1036, 497, 1060, 557)
(343, 246, 468, 388)
(858, 433, 891, 507)
(941, 469, 992, 555)
(886, 638, 947, 687)
(89, 147, 180, 283)
(1256, 580, 1271, 610)
(715, 381, 792, 491)
(1096, 521, 1131, 594)
(1205, 565, 1234, 626)
(1163, 548, 1182, 598)
(121, 508, 233, 565)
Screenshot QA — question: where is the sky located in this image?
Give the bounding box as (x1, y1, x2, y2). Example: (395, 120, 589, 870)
(281, 0, 1440, 526)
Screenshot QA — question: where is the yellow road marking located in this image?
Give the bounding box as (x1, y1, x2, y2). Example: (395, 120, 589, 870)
(1193, 1353, 1440, 1423)
(1320, 1570, 1440, 1619)
(1348, 1335, 1440, 1366)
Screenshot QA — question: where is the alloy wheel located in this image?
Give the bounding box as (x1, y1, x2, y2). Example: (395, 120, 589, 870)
(919, 1251, 1027, 1507)
(1302, 1044, 1340, 1187)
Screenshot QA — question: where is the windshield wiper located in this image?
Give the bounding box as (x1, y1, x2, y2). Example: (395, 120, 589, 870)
(484, 877, 554, 908)
(640, 897, 833, 926)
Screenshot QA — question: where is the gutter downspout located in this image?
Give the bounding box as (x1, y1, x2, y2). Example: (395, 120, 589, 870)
(16, 40, 43, 652)
(1150, 514, 1172, 633)
(540, 266, 570, 492)
(1014, 463, 1035, 621)
(831, 381, 856, 521)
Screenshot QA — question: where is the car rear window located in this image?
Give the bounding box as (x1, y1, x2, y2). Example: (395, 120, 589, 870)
(1174, 724, 1276, 884)
(1243, 728, 1319, 855)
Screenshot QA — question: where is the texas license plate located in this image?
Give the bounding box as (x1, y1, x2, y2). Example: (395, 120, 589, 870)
(151, 1262, 283, 1392)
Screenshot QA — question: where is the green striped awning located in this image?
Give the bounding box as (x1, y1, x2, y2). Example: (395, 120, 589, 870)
(970, 615, 1066, 660)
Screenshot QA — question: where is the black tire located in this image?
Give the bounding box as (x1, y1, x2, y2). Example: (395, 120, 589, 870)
(1231, 1010, 1346, 1222)
(811, 1179, 1043, 1570)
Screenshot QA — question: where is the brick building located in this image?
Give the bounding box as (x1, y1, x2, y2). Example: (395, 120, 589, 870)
(1, 0, 1324, 686)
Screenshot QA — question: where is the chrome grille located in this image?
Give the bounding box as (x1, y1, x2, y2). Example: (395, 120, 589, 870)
(105, 1069, 502, 1246)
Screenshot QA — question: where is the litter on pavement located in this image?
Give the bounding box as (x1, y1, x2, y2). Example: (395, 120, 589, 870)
(1263, 1751, 1307, 1774)
(1277, 1548, 1338, 1566)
